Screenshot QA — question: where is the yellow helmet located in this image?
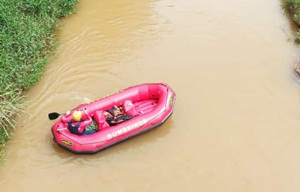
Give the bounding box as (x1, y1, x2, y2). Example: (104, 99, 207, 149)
(72, 111, 82, 121)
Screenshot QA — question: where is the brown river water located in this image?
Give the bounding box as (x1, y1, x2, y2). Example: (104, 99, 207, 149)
(2, 0, 300, 191)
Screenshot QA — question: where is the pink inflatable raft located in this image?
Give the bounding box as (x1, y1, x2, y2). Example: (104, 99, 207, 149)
(49, 83, 176, 154)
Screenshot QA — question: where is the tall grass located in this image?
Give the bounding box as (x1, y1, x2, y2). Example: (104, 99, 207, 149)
(285, 0, 300, 40)
(0, 0, 78, 160)
(0, 85, 23, 142)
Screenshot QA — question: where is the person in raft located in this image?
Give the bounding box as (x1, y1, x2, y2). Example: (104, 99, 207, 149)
(62, 109, 96, 136)
(103, 105, 132, 126)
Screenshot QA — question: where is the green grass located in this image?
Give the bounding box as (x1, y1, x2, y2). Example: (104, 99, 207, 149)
(0, 0, 78, 161)
(285, 0, 300, 40)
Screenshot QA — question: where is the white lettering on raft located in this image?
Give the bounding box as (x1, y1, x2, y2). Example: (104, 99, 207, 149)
(107, 119, 147, 139)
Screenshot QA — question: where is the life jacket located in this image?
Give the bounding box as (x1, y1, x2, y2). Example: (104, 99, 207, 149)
(68, 119, 82, 135)
(106, 106, 132, 126)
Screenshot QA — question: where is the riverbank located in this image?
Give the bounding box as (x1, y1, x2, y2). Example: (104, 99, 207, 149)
(285, 0, 300, 40)
(0, 0, 78, 161)
(284, 0, 300, 75)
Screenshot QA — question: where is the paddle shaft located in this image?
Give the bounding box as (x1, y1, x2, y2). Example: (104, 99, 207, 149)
(48, 108, 87, 120)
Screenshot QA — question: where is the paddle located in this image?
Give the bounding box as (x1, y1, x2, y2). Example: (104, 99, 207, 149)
(48, 108, 87, 120)
(48, 112, 63, 120)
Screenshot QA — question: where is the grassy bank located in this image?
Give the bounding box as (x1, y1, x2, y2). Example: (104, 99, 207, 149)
(285, 0, 300, 40)
(0, 0, 78, 161)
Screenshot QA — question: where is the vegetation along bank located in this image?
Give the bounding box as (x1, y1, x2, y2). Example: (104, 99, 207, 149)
(285, 0, 300, 40)
(0, 0, 78, 161)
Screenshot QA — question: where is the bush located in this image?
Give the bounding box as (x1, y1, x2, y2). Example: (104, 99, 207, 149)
(285, 0, 300, 40)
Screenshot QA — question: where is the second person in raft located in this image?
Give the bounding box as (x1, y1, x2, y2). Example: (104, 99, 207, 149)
(62, 108, 97, 136)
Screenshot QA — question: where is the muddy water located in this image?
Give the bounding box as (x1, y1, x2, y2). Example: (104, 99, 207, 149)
(1, 0, 300, 191)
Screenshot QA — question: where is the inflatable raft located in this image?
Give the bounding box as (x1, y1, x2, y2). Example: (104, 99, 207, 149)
(50, 83, 176, 154)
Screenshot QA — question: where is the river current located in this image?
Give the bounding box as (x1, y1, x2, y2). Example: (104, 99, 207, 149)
(1, 0, 300, 191)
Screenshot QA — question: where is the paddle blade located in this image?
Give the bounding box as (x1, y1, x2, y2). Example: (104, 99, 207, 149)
(48, 112, 61, 120)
